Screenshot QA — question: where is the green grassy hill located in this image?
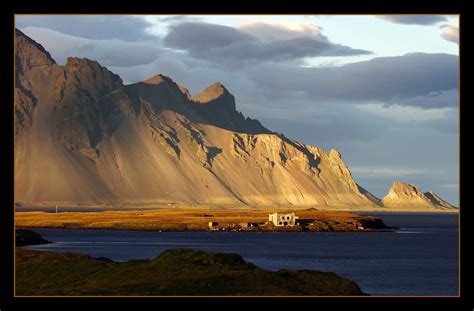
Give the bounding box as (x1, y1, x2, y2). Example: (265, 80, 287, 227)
(16, 248, 365, 296)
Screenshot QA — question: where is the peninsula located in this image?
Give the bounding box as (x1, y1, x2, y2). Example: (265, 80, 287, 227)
(15, 208, 391, 232)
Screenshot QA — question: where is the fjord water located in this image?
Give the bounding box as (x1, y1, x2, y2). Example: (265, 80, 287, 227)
(24, 213, 458, 296)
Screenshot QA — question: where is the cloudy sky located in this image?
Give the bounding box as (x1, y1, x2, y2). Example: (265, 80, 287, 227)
(15, 15, 460, 205)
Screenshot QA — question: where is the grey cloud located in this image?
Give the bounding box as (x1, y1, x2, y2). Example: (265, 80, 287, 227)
(425, 106, 459, 133)
(378, 15, 448, 25)
(21, 27, 162, 67)
(248, 53, 458, 107)
(261, 37, 371, 59)
(110, 49, 260, 100)
(260, 114, 384, 147)
(163, 22, 371, 63)
(250, 99, 388, 148)
(387, 89, 458, 109)
(158, 16, 204, 23)
(16, 15, 155, 41)
(164, 22, 253, 50)
(109, 52, 194, 85)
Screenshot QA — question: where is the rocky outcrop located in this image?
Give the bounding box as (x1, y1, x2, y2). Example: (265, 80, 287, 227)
(127, 76, 270, 135)
(16, 229, 51, 247)
(382, 181, 456, 210)
(15, 29, 383, 208)
(15, 28, 56, 71)
(56, 57, 140, 160)
(15, 29, 56, 136)
(193, 82, 233, 106)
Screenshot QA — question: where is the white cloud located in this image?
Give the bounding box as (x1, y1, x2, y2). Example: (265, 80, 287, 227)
(16, 15, 155, 41)
(237, 20, 322, 41)
(441, 25, 459, 44)
(141, 15, 204, 37)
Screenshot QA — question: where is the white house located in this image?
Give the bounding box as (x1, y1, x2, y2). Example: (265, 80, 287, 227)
(208, 222, 219, 229)
(268, 212, 299, 226)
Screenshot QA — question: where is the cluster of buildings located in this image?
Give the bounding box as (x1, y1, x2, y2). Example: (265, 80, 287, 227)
(208, 212, 299, 230)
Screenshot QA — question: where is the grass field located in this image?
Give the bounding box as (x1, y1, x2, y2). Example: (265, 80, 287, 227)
(15, 208, 390, 232)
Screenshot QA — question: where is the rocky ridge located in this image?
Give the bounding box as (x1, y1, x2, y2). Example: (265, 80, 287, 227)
(14, 29, 455, 210)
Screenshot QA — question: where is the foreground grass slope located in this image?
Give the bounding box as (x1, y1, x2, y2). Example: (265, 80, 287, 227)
(16, 248, 365, 296)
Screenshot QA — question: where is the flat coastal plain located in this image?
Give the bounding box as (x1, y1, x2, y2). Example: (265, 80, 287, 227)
(15, 207, 396, 232)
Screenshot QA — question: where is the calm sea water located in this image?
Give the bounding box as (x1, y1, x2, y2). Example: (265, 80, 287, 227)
(23, 212, 459, 296)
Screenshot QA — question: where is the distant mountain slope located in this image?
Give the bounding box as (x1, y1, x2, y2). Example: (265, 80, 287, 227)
(381, 181, 456, 210)
(14, 28, 383, 207)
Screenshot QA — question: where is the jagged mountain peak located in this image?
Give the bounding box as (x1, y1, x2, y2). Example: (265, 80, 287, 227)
(141, 74, 192, 98)
(193, 82, 232, 104)
(15, 28, 56, 64)
(393, 180, 409, 186)
(329, 148, 342, 159)
(382, 181, 455, 209)
(388, 180, 426, 198)
(176, 84, 192, 99)
(143, 74, 173, 85)
(63, 56, 126, 98)
(15, 28, 61, 137)
(13, 30, 393, 208)
(65, 56, 118, 76)
(127, 75, 270, 135)
(15, 28, 56, 71)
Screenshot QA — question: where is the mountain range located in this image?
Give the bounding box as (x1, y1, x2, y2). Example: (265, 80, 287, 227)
(14, 29, 456, 211)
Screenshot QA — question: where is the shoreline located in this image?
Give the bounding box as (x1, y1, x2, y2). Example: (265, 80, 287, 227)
(16, 225, 395, 233)
(16, 248, 366, 296)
